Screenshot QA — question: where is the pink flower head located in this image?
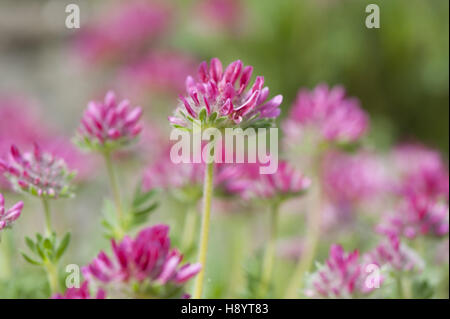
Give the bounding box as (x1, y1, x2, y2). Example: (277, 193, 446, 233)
(222, 160, 310, 201)
(283, 84, 369, 144)
(322, 150, 388, 204)
(82, 225, 201, 298)
(392, 143, 449, 201)
(377, 194, 449, 239)
(306, 244, 376, 298)
(0, 95, 95, 187)
(0, 144, 76, 199)
(53, 281, 106, 299)
(169, 58, 283, 130)
(365, 234, 424, 273)
(74, 1, 171, 64)
(0, 193, 23, 232)
(75, 91, 143, 152)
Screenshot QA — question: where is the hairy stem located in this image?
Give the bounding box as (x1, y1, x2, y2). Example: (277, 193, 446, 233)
(103, 152, 124, 236)
(45, 261, 60, 294)
(258, 201, 280, 298)
(193, 161, 214, 299)
(42, 198, 52, 236)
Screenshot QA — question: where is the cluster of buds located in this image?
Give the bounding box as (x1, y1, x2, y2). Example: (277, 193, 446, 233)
(283, 84, 369, 146)
(169, 58, 283, 130)
(75, 91, 143, 152)
(53, 281, 105, 299)
(0, 144, 75, 199)
(305, 244, 376, 298)
(365, 234, 424, 273)
(82, 225, 201, 298)
(0, 193, 23, 232)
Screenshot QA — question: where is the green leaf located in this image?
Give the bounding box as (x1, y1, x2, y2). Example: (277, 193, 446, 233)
(55, 233, 71, 260)
(199, 108, 207, 123)
(133, 189, 157, 208)
(20, 252, 42, 266)
(25, 236, 36, 253)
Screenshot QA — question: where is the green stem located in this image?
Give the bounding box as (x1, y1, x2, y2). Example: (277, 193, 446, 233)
(103, 152, 124, 236)
(42, 198, 52, 236)
(0, 231, 12, 279)
(193, 161, 214, 299)
(181, 206, 197, 252)
(285, 182, 322, 298)
(45, 261, 60, 294)
(258, 202, 280, 298)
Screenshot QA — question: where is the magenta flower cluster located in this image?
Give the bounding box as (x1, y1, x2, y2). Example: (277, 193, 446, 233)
(169, 58, 283, 129)
(284, 84, 369, 144)
(306, 244, 375, 298)
(223, 160, 311, 201)
(0, 193, 23, 232)
(53, 281, 105, 299)
(366, 234, 424, 272)
(82, 225, 201, 296)
(0, 144, 75, 199)
(75, 91, 143, 152)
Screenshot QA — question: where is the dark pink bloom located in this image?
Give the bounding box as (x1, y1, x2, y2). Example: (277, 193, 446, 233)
(306, 244, 376, 298)
(75, 91, 143, 152)
(377, 194, 449, 239)
(0, 193, 23, 232)
(53, 281, 106, 299)
(283, 84, 369, 144)
(169, 58, 282, 129)
(82, 225, 201, 297)
(392, 143, 449, 201)
(222, 160, 310, 200)
(0, 144, 75, 199)
(322, 150, 388, 204)
(74, 1, 171, 64)
(119, 51, 197, 95)
(365, 234, 424, 272)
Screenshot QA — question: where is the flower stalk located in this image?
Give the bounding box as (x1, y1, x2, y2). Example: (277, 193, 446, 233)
(193, 161, 214, 299)
(103, 151, 124, 237)
(258, 201, 280, 297)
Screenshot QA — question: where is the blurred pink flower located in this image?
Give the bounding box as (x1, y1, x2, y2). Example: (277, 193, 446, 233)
(52, 281, 106, 299)
(365, 234, 424, 272)
(377, 194, 449, 239)
(75, 91, 143, 152)
(143, 157, 204, 192)
(0, 144, 76, 199)
(74, 1, 171, 64)
(283, 84, 369, 144)
(0, 193, 23, 232)
(222, 160, 310, 201)
(392, 143, 449, 201)
(119, 51, 197, 95)
(197, 0, 242, 31)
(0, 95, 95, 187)
(169, 58, 282, 129)
(82, 225, 201, 297)
(306, 244, 376, 298)
(322, 150, 388, 204)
